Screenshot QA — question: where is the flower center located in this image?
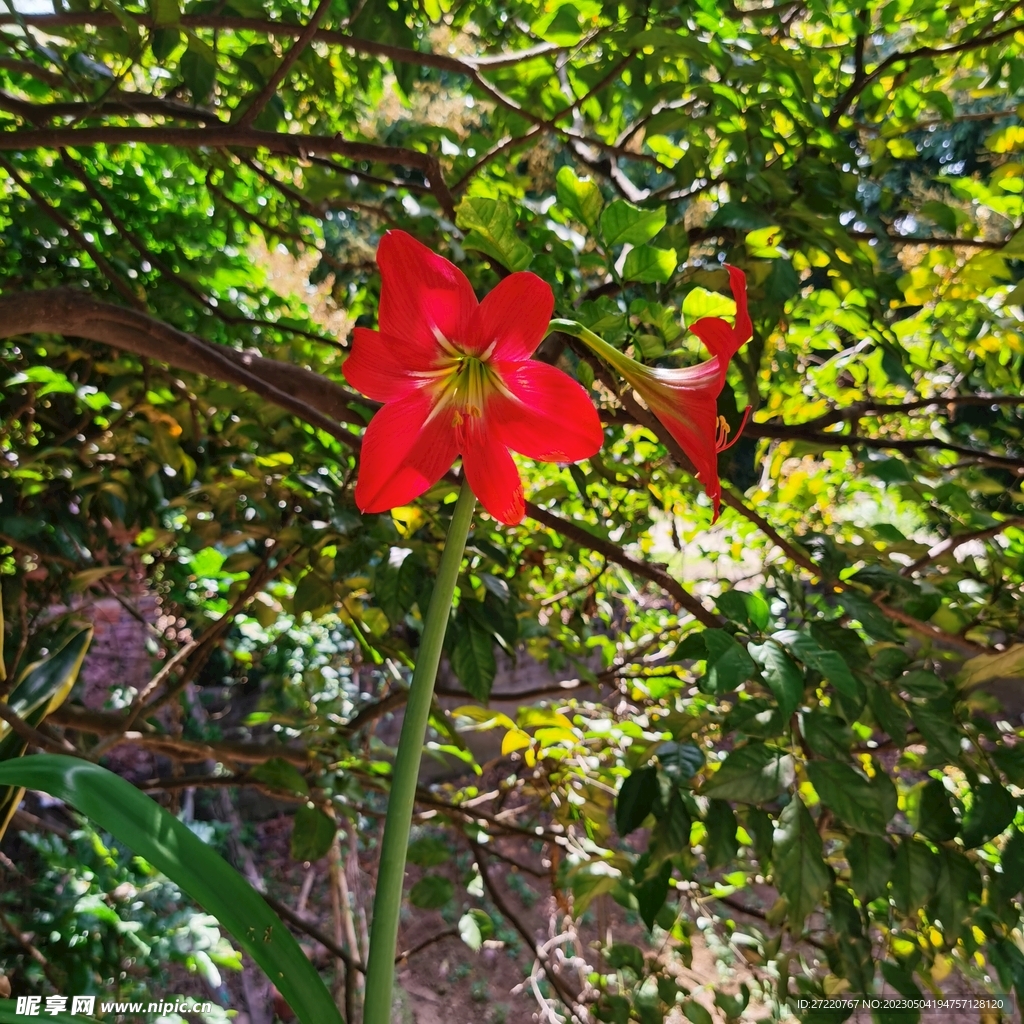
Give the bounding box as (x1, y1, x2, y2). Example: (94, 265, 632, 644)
(415, 338, 514, 433)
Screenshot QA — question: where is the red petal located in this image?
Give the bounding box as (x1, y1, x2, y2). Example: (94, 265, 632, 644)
(725, 264, 751, 347)
(490, 361, 603, 462)
(355, 392, 459, 513)
(469, 272, 554, 360)
(656, 397, 723, 517)
(461, 422, 525, 525)
(344, 328, 436, 402)
(377, 230, 477, 351)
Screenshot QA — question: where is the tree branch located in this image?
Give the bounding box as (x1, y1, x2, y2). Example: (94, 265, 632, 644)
(0, 126, 455, 217)
(236, 0, 333, 128)
(0, 288, 364, 445)
(828, 16, 1024, 126)
(0, 14, 559, 72)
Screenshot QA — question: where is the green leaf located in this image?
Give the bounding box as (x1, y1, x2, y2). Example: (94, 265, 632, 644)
(409, 874, 454, 909)
(993, 746, 1024, 786)
(150, 0, 181, 27)
(702, 629, 756, 694)
(180, 38, 217, 102)
(806, 760, 896, 834)
(960, 783, 1016, 848)
(911, 698, 963, 761)
(866, 680, 908, 743)
(891, 837, 937, 916)
(293, 571, 335, 617)
(898, 670, 948, 698)
(772, 795, 830, 931)
(458, 908, 492, 951)
(408, 836, 450, 867)
(0, 755, 342, 1024)
(705, 799, 739, 869)
(376, 552, 424, 624)
(745, 225, 785, 258)
(606, 942, 645, 973)
(683, 1000, 714, 1024)
(928, 847, 981, 942)
(914, 778, 958, 843)
(622, 246, 677, 283)
(649, 784, 691, 859)
(152, 27, 181, 60)
(703, 742, 794, 804)
(772, 629, 860, 700)
(657, 740, 704, 780)
(290, 803, 336, 861)
(616, 765, 659, 835)
(748, 640, 804, 718)
(455, 198, 532, 271)
(800, 707, 852, 760)
(636, 859, 671, 930)
(600, 200, 666, 247)
(451, 619, 496, 701)
(250, 758, 309, 797)
(1000, 828, 1024, 896)
(556, 166, 603, 231)
(0, 627, 92, 840)
(847, 833, 893, 903)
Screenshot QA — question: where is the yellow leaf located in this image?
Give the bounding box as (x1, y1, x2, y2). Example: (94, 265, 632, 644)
(986, 125, 1024, 153)
(501, 729, 531, 755)
(887, 138, 918, 159)
(391, 505, 425, 537)
(519, 708, 574, 730)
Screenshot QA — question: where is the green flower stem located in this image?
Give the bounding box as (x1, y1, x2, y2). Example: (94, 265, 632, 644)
(363, 481, 476, 1024)
(549, 318, 638, 378)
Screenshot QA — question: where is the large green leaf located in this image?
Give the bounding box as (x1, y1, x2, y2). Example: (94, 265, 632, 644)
(914, 778, 958, 843)
(807, 760, 896, 834)
(847, 833, 893, 903)
(451, 618, 497, 701)
(702, 742, 794, 804)
(748, 640, 803, 718)
(616, 765, 659, 835)
(701, 629, 756, 694)
(773, 795, 830, 930)
(960, 782, 1017, 848)
(600, 200, 666, 247)
(891, 837, 938, 917)
(455, 198, 532, 271)
(556, 166, 604, 232)
(0, 755, 343, 1024)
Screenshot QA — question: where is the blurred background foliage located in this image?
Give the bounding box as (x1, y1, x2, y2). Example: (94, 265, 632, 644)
(2, 0, 1024, 1018)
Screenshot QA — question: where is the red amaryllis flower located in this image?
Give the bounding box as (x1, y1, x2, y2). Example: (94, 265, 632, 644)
(557, 265, 751, 519)
(344, 230, 603, 525)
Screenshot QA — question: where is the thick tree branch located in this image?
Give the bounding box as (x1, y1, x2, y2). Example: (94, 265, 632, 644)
(0, 87, 222, 124)
(0, 288, 364, 444)
(0, 14, 559, 72)
(0, 126, 455, 217)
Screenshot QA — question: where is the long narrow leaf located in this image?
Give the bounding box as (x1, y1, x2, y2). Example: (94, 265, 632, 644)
(0, 627, 93, 841)
(0, 755, 343, 1024)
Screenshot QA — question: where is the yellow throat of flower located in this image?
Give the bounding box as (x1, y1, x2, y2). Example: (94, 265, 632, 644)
(417, 336, 514, 429)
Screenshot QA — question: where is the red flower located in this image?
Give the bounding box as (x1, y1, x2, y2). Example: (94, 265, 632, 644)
(560, 265, 751, 519)
(344, 231, 603, 525)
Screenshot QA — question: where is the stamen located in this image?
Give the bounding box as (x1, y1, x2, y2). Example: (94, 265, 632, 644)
(715, 406, 752, 452)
